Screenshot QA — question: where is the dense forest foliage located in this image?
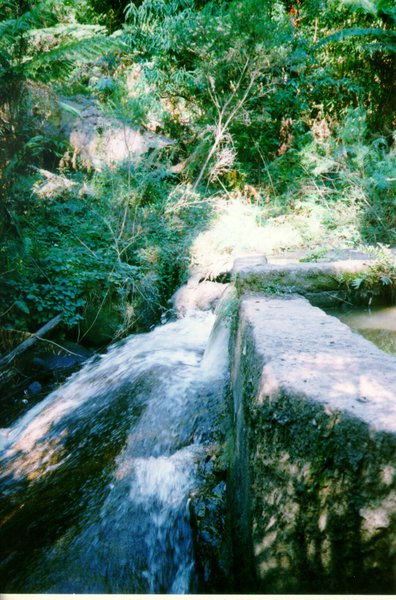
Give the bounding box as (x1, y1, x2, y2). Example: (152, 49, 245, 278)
(0, 0, 395, 344)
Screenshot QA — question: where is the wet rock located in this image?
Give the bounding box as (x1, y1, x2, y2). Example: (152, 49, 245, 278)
(30, 341, 93, 376)
(32, 354, 82, 373)
(26, 381, 42, 397)
(190, 456, 231, 593)
(0, 341, 94, 423)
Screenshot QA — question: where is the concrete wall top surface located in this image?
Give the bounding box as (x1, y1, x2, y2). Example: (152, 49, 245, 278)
(239, 294, 396, 434)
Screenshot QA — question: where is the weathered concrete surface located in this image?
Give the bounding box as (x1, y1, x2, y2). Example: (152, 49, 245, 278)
(230, 294, 396, 593)
(233, 256, 375, 297)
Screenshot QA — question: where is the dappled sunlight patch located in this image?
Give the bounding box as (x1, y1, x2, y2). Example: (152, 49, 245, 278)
(189, 193, 366, 279)
(240, 295, 396, 433)
(3, 432, 68, 483)
(190, 195, 305, 273)
(380, 464, 395, 486)
(257, 349, 396, 431)
(359, 498, 394, 537)
(232, 294, 396, 589)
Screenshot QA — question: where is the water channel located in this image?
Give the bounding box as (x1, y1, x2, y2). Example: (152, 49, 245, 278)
(329, 305, 396, 357)
(2, 297, 395, 593)
(0, 310, 229, 593)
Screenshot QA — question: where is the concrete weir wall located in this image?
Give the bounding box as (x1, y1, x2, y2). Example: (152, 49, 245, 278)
(230, 293, 396, 593)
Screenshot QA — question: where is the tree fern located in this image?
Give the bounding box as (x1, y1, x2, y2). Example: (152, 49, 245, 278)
(0, 13, 126, 85)
(25, 33, 126, 82)
(0, 8, 56, 44)
(0, 0, 127, 214)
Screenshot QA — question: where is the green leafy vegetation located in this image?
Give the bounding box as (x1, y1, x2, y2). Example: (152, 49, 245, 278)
(337, 244, 396, 303)
(1, 0, 395, 345)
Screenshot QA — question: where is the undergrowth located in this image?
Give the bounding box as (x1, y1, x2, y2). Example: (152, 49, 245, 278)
(0, 0, 395, 342)
(0, 162, 212, 343)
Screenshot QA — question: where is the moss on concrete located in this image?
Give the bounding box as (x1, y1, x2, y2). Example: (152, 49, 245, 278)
(228, 295, 396, 593)
(247, 393, 395, 593)
(233, 258, 396, 307)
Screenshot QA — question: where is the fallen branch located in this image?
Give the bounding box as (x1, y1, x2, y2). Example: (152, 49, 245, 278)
(0, 314, 63, 371)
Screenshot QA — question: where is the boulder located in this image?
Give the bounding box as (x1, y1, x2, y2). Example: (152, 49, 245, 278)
(33, 169, 85, 199)
(172, 280, 228, 316)
(59, 96, 174, 171)
(30, 341, 93, 376)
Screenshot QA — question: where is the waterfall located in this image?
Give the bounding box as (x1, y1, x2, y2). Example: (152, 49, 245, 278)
(0, 309, 229, 593)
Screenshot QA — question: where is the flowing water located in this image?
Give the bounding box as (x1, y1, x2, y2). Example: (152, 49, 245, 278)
(0, 310, 229, 593)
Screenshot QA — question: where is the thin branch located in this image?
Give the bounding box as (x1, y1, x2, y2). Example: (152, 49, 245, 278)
(33, 336, 84, 357)
(78, 287, 110, 343)
(0, 268, 15, 278)
(0, 314, 62, 370)
(74, 235, 99, 259)
(117, 203, 129, 242)
(193, 68, 265, 190)
(221, 57, 251, 116)
(0, 302, 16, 319)
(118, 234, 139, 258)
(256, 144, 276, 195)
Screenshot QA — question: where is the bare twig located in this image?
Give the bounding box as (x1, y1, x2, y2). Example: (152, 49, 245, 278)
(117, 203, 129, 242)
(74, 235, 99, 259)
(0, 268, 15, 278)
(78, 288, 110, 343)
(0, 302, 16, 319)
(192, 65, 269, 191)
(34, 336, 83, 357)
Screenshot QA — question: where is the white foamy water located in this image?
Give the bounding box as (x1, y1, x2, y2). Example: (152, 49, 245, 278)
(0, 309, 230, 593)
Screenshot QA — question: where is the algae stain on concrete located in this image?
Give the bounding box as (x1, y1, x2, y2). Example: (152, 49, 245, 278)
(228, 292, 396, 593)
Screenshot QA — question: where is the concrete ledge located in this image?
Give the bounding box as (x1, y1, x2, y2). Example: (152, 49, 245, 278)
(230, 294, 396, 593)
(233, 256, 375, 300)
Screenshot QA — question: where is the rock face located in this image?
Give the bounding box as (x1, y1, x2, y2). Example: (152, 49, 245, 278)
(229, 294, 396, 593)
(33, 169, 93, 199)
(59, 96, 174, 171)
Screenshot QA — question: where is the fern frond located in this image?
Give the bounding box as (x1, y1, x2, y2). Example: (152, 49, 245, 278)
(0, 9, 58, 67)
(377, 0, 396, 23)
(30, 23, 107, 41)
(318, 27, 396, 51)
(0, 1, 15, 19)
(125, 0, 194, 28)
(25, 35, 127, 82)
(0, 8, 57, 42)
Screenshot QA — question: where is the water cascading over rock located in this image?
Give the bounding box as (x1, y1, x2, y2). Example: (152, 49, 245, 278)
(0, 309, 230, 593)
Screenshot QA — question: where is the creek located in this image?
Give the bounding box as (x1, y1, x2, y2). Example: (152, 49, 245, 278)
(0, 310, 229, 593)
(329, 305, 396, 357)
